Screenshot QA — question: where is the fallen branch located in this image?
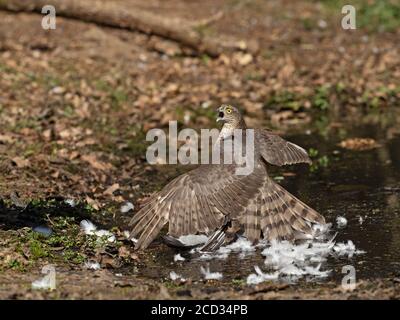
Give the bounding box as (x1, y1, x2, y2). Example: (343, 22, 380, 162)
(0, 0, 254, 57)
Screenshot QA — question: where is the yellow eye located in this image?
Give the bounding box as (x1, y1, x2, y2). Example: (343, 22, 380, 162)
(226, 108, 232, 114)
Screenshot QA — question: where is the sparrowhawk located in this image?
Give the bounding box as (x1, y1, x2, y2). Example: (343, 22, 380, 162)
(130, 105, 325, 250)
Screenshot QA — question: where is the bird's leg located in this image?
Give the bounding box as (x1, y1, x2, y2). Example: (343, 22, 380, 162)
(199, 216, 241, 252)
(224, 219, 241, 243)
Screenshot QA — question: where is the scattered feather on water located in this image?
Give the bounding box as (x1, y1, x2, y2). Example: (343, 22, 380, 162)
(198, 253, 213, 260)
(185, 226, 363, 285)
(174, 253, 185, 262)
(247, 234, 365, 285)
(64, 199, 76, 207)
(312, 223, 332, 239)
(246, 237, 362, 284)
(216, 237, 257, 259)
(123, 230, 137, 243)
(200, 266, 223, 280)
(80, 219, 115, 242)
(84, 261, 101, 270)
(246, 266, 279, 285)
(222, 237, 256, 252)
(333, 240, 365, 257)
(194, 237, 259, 260)
(336, 216, 348, 228)
(80, 219, 96, 234)
(261, 240, 335, 279)
(170, 271, 186, 281)
(304, 264, 331, 278)
(95, 230, 116, 242)
(120, 202, 134, 213)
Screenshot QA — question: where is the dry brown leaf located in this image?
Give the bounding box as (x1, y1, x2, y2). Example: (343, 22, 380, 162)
(85, 196, 101, 210)
(0, 134, 13, 144)
(112, 195, 125, 203)
(76, 138, 97, 147)
(338, 138, 378, 151)
(11, 156, 30, 168)
(42, 129, 52, 141)
(104, 183, 120, 195)
(234, 52, 253, 66)
(82, 154, 113, 171)
(118, 245, 130, 259)
(59, 127, 82, 140)
(69, 151, 80, 160)
(101, 255, 120, 269)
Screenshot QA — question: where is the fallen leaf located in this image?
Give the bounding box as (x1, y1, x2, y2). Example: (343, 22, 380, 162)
(104, 183, 120, 195)
(118, 245, 130, 259)
(338, 138, 378, 151)
(85, 196, 101, 210)
(82, 154, 113, 171)
(11, 157, 30, 168)
(0, 134, 14, 144)
(42, 129, 52, 141)
(234, 52, 253, 66)
(50, 86, 65, 95)
(101, 255, 121, 269)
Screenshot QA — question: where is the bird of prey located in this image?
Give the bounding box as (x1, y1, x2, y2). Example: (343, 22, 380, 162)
(130, 104, 325, 250)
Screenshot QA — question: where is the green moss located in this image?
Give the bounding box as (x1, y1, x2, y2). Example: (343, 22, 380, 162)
(308, 148, 319, 158)
(200, 54, 211, 65)
(302, 18, 315, 31)
(309, 148, 330, 172)
(20, 231, 52, 260)
(163, 280, 183, 289)
(265, 91, 303, 111)
(360, 86, 400, 109)
(93, 79, 129, 109)
(7, 259, 25, 272)
(94, 79, 110, 92)
(231, 279, 246, 286)
(29, 239, 50, 259)
(35, 73, 62, 89)
(62, 249, 85, 264)
(63, 105, 75, 118)
(0, 63, 16, 74)
(13, 118, 40, 131)
(23, 142, 43, 157)
(312, 85, 330, 111)
(111, 89, 128, 109)
(125, 127, 149, 158)
(192, 105, 216, 122)
(30, 198, 56, 208)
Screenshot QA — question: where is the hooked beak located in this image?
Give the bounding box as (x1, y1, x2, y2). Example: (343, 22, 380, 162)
(216, 111, 224, 122)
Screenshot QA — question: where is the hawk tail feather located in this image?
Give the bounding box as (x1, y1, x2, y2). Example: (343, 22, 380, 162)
(243, 179, 325, 243)
(129, 198, 169, 250)
(196, 180, 326, 252)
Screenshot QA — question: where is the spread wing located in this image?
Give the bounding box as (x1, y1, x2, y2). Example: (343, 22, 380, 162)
(256, 129, 312, 166)
(129, 163, 266, 250)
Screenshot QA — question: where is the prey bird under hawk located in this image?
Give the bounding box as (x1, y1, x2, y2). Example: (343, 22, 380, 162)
(130, 105, 325, 250)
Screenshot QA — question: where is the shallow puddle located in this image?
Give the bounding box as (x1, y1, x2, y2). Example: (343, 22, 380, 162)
(135, 109, 400, 284)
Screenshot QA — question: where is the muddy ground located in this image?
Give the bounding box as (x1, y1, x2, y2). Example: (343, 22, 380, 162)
(0, 0, 400, 299)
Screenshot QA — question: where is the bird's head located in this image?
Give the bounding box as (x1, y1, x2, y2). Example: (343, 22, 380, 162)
(216, 104, 245, 128)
